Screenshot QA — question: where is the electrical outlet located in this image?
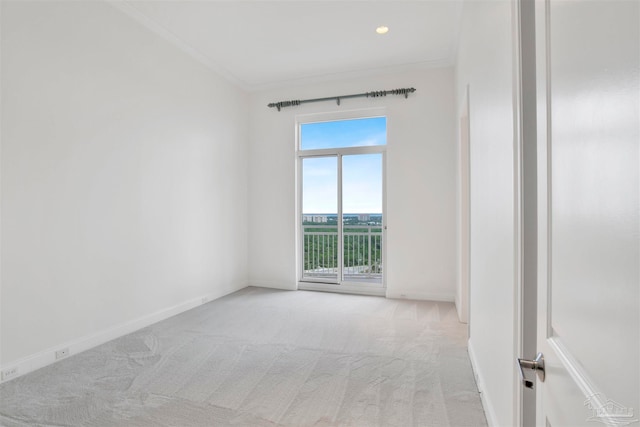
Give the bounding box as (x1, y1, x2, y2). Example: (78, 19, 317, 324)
(1, 367, 18, 381)
(55, 348, 70, 360)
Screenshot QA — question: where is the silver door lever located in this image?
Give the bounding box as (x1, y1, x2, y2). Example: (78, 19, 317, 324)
(517, 352, 545, 389)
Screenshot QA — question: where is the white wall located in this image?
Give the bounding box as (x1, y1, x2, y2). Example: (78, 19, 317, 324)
(455, 1, 519, 426)
(1, 1, 249, 374)
(248, 68, 456, 301)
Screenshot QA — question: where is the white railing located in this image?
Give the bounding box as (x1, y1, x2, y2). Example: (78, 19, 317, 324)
(302, 225, 382, 283)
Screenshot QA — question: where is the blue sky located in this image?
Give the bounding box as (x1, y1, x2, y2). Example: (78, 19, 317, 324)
(301, 117, 385, 214)
(300, 117, 386, 150)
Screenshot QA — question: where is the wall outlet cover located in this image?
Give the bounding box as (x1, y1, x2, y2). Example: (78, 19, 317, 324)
(55, 348, 70, 360)
(1, 367, 19, 381)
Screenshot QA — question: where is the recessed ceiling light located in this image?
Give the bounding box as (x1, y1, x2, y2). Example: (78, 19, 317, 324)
(376, 26, 389, 35)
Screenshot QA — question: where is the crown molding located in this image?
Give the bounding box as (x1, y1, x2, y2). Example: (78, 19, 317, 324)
(107, 0, 455, 93)
(107, 0, 250, 91)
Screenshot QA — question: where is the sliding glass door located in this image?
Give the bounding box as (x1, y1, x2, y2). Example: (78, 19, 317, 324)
(301, 156, 339, 283)
(341, 154, 383, 284)
(300, 152, 384, 287)
(298, 115, 386, 291)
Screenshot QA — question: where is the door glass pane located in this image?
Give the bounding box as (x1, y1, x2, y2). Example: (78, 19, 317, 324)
(342, 154, 383, 283)
(302, 157, 338, 282)
(300, 117, 386, 150)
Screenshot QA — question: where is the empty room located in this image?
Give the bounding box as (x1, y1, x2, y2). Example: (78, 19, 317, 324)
(0, 1, 638, 426)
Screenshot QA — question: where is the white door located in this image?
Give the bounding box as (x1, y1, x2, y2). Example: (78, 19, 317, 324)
(533, 0, 639, 425)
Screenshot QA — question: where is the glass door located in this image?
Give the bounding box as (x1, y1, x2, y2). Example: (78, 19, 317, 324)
(300, 153, 383, 286)
(301, 156, 339, 283)
(341, 153, 383, 285)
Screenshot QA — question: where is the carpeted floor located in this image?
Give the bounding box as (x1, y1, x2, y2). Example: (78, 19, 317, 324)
(0, 287, 487, 426)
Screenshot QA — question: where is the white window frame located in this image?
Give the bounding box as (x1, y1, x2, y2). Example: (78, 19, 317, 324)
(295, 108, 387, 296)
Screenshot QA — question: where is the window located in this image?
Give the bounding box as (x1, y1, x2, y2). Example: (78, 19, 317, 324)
(297, 114, 386, 293)
(300, 117, 387, 150)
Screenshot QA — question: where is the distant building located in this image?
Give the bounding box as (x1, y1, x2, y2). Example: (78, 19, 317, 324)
(358, 214, 370, 221)
(303, 215, 328, 223)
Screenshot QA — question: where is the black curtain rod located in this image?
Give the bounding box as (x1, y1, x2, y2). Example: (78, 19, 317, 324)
(267, 87, 416, 111)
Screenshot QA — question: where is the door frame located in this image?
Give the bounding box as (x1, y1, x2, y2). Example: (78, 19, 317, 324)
(457, 85, 471, 325)
(509, 0, 541, 423)
(515, 0, 539, 425)
(295, 108, 387, 296)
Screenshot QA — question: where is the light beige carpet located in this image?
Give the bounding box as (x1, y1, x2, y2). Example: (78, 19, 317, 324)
(0, 287, 487, 426)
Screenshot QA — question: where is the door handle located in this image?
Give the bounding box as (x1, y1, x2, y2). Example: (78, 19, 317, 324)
(517, 352, 545, 389)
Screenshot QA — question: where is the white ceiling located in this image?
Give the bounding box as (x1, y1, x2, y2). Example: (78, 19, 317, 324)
(116, 1, 462, 91)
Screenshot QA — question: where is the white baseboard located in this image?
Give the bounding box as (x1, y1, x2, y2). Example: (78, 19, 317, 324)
(454, 293, 469, 323)
(454, 293, 462, 318)
(298, 282, 386, 297)
(385, 289, 455, 302)
(250, 281, 454, 302)
(0, 283, 247, 384)
(249, 280, 297, 291)
(468, 339, 498, 427)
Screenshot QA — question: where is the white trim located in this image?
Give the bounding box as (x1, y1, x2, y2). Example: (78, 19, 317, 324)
(298, 282, 385, 297)
(108, 1, 452, 93)
(534, 0, 551, 422)
(249, 281, 297, 291)
(547, 337, 602, 401)
(456, 84, 471, 325)
(295, 132, 303, 286)
(297, 284, 453, 301)
(298, 145, 386, 158)
(514, 0, 540, 425)
(542, 0, 554, 349)
(546, 337, 637, 427)
(511, 0, 525, 423)
(0, 0, 3, 373)
(296, 112, 387, 292)
(337, 154, 344, 281)
(0, 284, 247, 384)
(296, 108, 387, 127)
(548, 337, 636, 426)
(381, 134, 388, 289)
(107, 0, 245, 90)
(385, 290, 455, 303)
(468, 339, 499, 427)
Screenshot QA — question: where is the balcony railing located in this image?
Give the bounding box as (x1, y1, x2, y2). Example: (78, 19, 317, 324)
(302, 225, 382, 283)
